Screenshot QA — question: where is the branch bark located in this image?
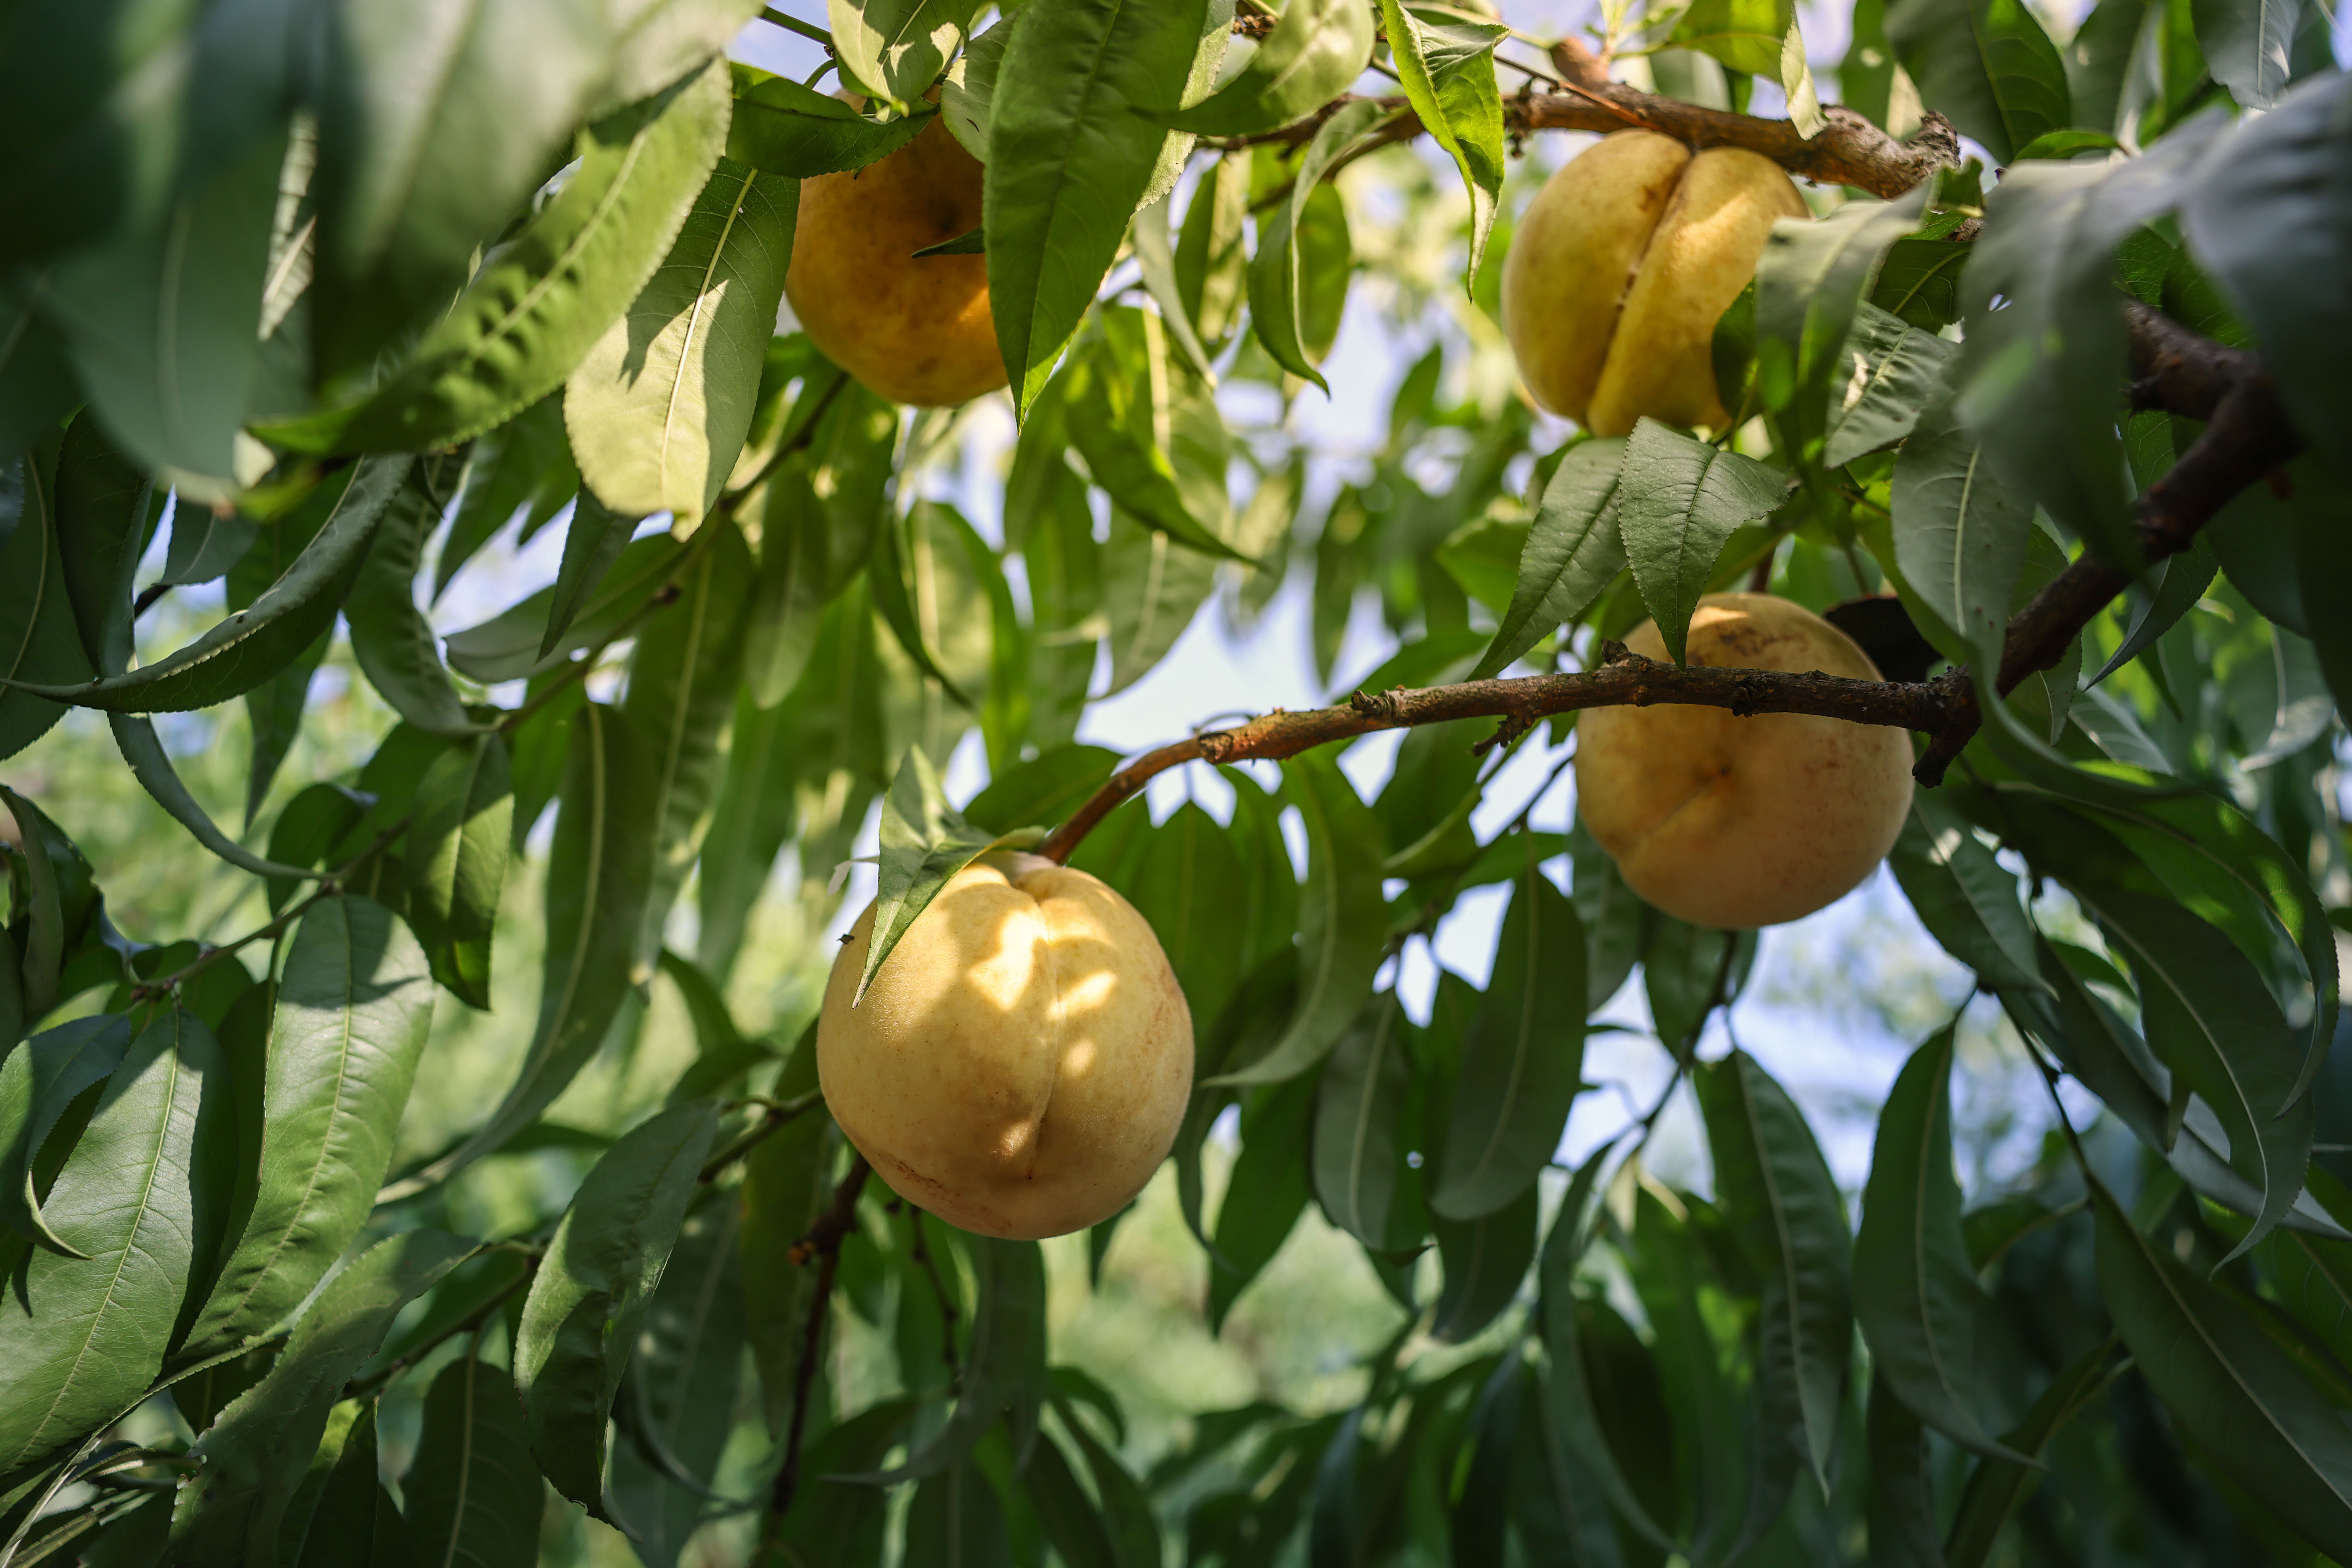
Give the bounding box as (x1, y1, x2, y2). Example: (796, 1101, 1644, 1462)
(1038, 304, 2298, 865)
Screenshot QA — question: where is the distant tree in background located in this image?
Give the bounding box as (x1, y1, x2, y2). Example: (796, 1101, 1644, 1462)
(2, 0, 2351, 1564)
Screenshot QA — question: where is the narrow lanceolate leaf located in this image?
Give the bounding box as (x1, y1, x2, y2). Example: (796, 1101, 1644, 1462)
(1864, 1375, 1941, 1567)
(0, 1010, 216, 1474)
(0, 454, 93, 762)
(1750, 187, 1928, 453)
(1883, 0, 2071, 164)
(622, 520, 751, 976)
(448, 534, 686, 686)
(181, 897, 435, 1365)
(867, 1238, 1049, 1483)
(53, 414, 160, 679)
(0, 1014, 135, 1258)
(829, 0, 990, 109)
(1246, 99, 1381, 389)
(345, 474, 481, 738)
(1853, 1027, 2022, 1458)
(109, 712, 325, 882)
(1697, 1050, 1853, 1495)
(179, 1229, 476, 1566)
(2074, 883, 2313, 1259)
(14, 456, 405, 714)
(310, 0, 611, 377)
(2182, 73, 2352, 488)
(1616, 419, 1789, 664)
(607, 1196, 748, 1563)
(1312, 997, 1411, 1251)
(2192, 0, 2298, 109)
(261, 60, 731, 455)
(725, 62, 933, 176)
(1431, 1182, 1538, 1343)
(2094, 1182, 2352, 1557)
(1433, 863, 1586, 1222)
(542, 493, 640, 661)
(0, 285, 80, 462)
(1889, 394, 2032, 671)
(1821, 301, 1956, 470)
(406, 1355, 543, 1568)
(1944, 1337, 2123, 1567)
(854, 748, 1030, 1006)
(383, 704, 657, 1198)
(41, 130, 279, 491)
(1887, 793, 2043, 994)
(404, 735, 515, 1010)
(1472, 437, 1627, 680)
(567, 157, 796, 529)
(1206, 751, 1387, 1088)
(516, 1099, 721, 1513)
(1377, 0, 1506, 285)
(1209, 1069, 1314, 1330)
(985, 0, 1216, 416)
(1163, 0, 1374, 135)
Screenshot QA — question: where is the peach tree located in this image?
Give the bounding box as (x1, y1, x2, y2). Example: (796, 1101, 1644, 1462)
(0, 0, 2350, 1563)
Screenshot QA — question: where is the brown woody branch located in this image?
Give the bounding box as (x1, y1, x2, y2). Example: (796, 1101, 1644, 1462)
(758, 1154, 870, 1554)
(1038, 305, 2298, 865)
(1226, 37, 1959, 202)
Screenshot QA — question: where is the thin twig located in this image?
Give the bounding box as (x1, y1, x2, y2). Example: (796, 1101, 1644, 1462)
(698, 1090, 827, 1183)
(758, 1155, 871, 1551)
(758, 7, 833, 49)
(908, 1210, 963, 1393)
(343, 1257, 537, 1402)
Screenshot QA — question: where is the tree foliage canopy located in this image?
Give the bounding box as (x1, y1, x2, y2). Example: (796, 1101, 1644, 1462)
(2, 0, 2351, 1563)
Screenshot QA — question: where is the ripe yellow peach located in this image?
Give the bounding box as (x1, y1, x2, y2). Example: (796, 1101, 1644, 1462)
(816, 852, 1192, 1239)
(1574, 594, 1914, 929)
(1501, 131, 1807, 435)
(785, 113, 1006, 407)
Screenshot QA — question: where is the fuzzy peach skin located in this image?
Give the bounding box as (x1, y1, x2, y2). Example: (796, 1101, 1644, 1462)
(816, 852, 1192, 1239)
(1573, 593, 1915, 929)
(784, 111, 1006, 407)
(1501, 131, 1808, 435)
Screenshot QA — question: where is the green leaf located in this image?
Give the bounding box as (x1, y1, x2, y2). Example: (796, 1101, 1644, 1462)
(1884, 0, 2071, 163)
(1099, 509, 1216, 696)
(0, 1015, 135, 1259)
(403, 1353, 543, 1568)
(41, 129, 279, 492)
(1246, 101, 1381, 389)
(1209, 1072, 1315, 1334)
(1821, 300, 1956, 469)
(1853, 1026, 2023, 1458)
(906, 1460, 1014, 1568)
(404, 735, 514, 1010)
(1312, 996, 1414, 1251)
(437, 394, 582, 600)
(869, 1236, 1049, 1482)
(1174, 151, 1250, 353)
(2181, 72, 2352, 489)
(1063, 320, 1249, 565)
(0, 454, 92, 763)
(1696, 1049, 1853, 1496)
(283, 1402, 411, 1568)
(539, 498, 636, 667)
(1864, 1373, 1941, 1567)
(853, 748, 1026, 1006)
(1887, 795, 2043, 994)
(1671, 0, 1795, 75)
(607, 1195, 747, 1564)
(345, 475, 481, 739)
(984, 0, 1214, 416)
(963, 745, 1119, 837)
(1162, 0, 1374, 136)
(567, 157, 796, 527)
(309, 0, 612, 375)
(160, 503, 257, 589)
(621, 520, 752, 975)
(738, 462, 833, 706)
(1054, 1400, 1162, 1568)
(2074, 883, 2313, 1259)
(739, 1033, 835, 1433)
(0, 288, 81, 465)
(109, 712, 327, 881)
(262, 59, 731, 455)
(382, 703, 656, 1197)
(1888, 392, 2032, 671)
(2192, 0, 2299, 109)
(177, 1229, 475, 1564)
(1954, 120, 2222, 570)
(1470, 437, 1626, 680)
(53, 415, 160, 680)
(1616, 418, 1788, 664)
(872, 505, 978, 707)
(1944, 1338, 2124, 1567)
(444, 532, 685, 684)
(829, 0, 989, 110)
(515, 1099, 720, 1512)
(2093, 1180, 2352, 1556)
(1431, 1179, 1537, 1343)
(1432, 861, 1586, 1222)
(17, 455, 405, 714)
(726, 61, 934, 175)
(180, 897, 434, 1366)
(1376, 0, 1506, 286)
(1751, 187, 1929, 457)
(1205, 751, 1386, 1087)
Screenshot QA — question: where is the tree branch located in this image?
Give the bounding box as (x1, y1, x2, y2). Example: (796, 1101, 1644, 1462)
(757, 1154, 870, 1555)
(1040, 304, 2297, 865)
